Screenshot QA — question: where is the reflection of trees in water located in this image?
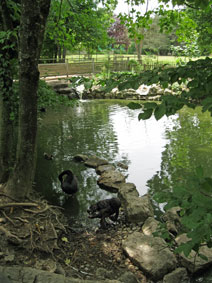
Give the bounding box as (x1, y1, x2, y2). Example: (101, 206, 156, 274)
(147, 107, 212, 214)
(35, 101, 130, 224)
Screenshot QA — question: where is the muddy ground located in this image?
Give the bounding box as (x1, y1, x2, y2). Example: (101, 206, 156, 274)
(0, 189, 151, 282)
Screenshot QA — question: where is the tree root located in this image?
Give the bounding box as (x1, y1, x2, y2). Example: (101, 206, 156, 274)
(0, 202, 38, 209)
(0, 226, 23, 245)
(1, 210, 15, 226)
(0, 195, 68, 262)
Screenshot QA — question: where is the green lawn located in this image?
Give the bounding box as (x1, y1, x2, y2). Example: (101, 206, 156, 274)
(66, 53, 192, 65)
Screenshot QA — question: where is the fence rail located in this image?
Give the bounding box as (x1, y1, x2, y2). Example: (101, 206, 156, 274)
(38, 58, 174, 78)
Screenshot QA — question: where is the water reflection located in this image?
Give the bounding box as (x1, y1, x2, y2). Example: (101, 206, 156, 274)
(147, 107, 212, 204)
(110, 106, 170, 193)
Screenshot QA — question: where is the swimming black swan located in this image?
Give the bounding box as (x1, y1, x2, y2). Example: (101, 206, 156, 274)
(58, 170, 78, 195)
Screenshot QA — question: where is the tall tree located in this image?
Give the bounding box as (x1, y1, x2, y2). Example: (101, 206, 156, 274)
(5, 0, 51, 200)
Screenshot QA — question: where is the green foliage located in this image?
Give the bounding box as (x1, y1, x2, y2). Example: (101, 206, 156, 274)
(37, 80, 76, 109)
(96, 57, 212, 121)
(154, 166, 212, 257)
(69, 76, 94, 90)
(42, 0, 113, 58)
(10, 80, 75, 121)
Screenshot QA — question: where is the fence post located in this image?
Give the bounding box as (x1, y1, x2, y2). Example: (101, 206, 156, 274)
(127, 57, 130, 71)
(65, 59, 69, 77)
(113, 56, 116, 71)
(92, 58, 95, 74)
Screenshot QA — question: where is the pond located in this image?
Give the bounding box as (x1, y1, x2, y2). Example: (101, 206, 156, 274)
(35, 99, 212, 228)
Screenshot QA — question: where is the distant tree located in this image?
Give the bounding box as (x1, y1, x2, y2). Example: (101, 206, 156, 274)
(120, 0, 152, 62)
(42, 0, 113, 59)
(142, 16, 172, 55)
(107, 16, 130, 51)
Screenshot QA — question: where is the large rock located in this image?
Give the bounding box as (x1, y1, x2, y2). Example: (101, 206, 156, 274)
(118, 183, 139, 203)
(96, 164, 116, 175)
(122, 232, 177, 281)
(73, 154, 88, 162)
(97, 170, 126, 193)
(0, 265, 120, 283)
(163, 267, 189, 283)
(47, 80, 69, 89)
(162, 207, 181, 236)
(176, 233, 212, 273)
(142, 217, 159, 236)
(84, 155, 109, 168)
(122, 194, 154, 224)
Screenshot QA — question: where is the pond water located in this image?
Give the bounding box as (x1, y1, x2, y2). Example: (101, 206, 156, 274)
(35, 100, 212, 227)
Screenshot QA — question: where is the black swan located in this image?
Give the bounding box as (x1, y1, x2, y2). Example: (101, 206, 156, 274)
(58, 170, 78, 195)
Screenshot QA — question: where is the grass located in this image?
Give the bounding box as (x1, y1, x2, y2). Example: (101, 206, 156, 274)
(66, 53, 189, 65)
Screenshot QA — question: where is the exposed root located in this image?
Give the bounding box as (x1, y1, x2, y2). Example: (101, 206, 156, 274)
(24, 205, 49, 214)
(0, 226, 23, 245)
(69, 265, 94, 277)
(0, 202, 38, 209)
(1, 210, 15, 226)
(13, 217, 29, 223)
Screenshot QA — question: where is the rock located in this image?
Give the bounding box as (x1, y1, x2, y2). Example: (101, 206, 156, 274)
(56, 87, 73, 94)
(0, 273, 11, 283)
(122, 194, 154, 223)
(35, 258, 57, 272)
(47, 80, 69, 89)
(118, 183, 139, 203)
(0, 265, 119, 283)
(55, 263, 66, 276)
(163, 267, 189, 283)
(97, 170, 126, 192)
(162, 207, 181, 236)
(176, 233, 212, 273)
(118, 271, 139, 283)
(96, 164, 116, 175)
(142, 217, 159, 236)
(116, 162, 128, 170)
(73, 154, 88, 162)
(122, 232, 177, 281)
(4, 254, 15, 263)
(47, 81, 80, 99)
(84, 155, 109, 168)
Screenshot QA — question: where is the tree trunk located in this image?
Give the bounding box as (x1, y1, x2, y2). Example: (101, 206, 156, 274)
(6, 0, 51, 200)
(62, 46, 66, 61)
(0, 0, 18, 183)
(58, 45, 62, 61)
(0, 69, 16, 183)
(135, 39, 143, 64)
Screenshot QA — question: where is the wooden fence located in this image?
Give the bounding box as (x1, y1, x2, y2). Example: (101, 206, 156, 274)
(38, 58, 170, 78)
